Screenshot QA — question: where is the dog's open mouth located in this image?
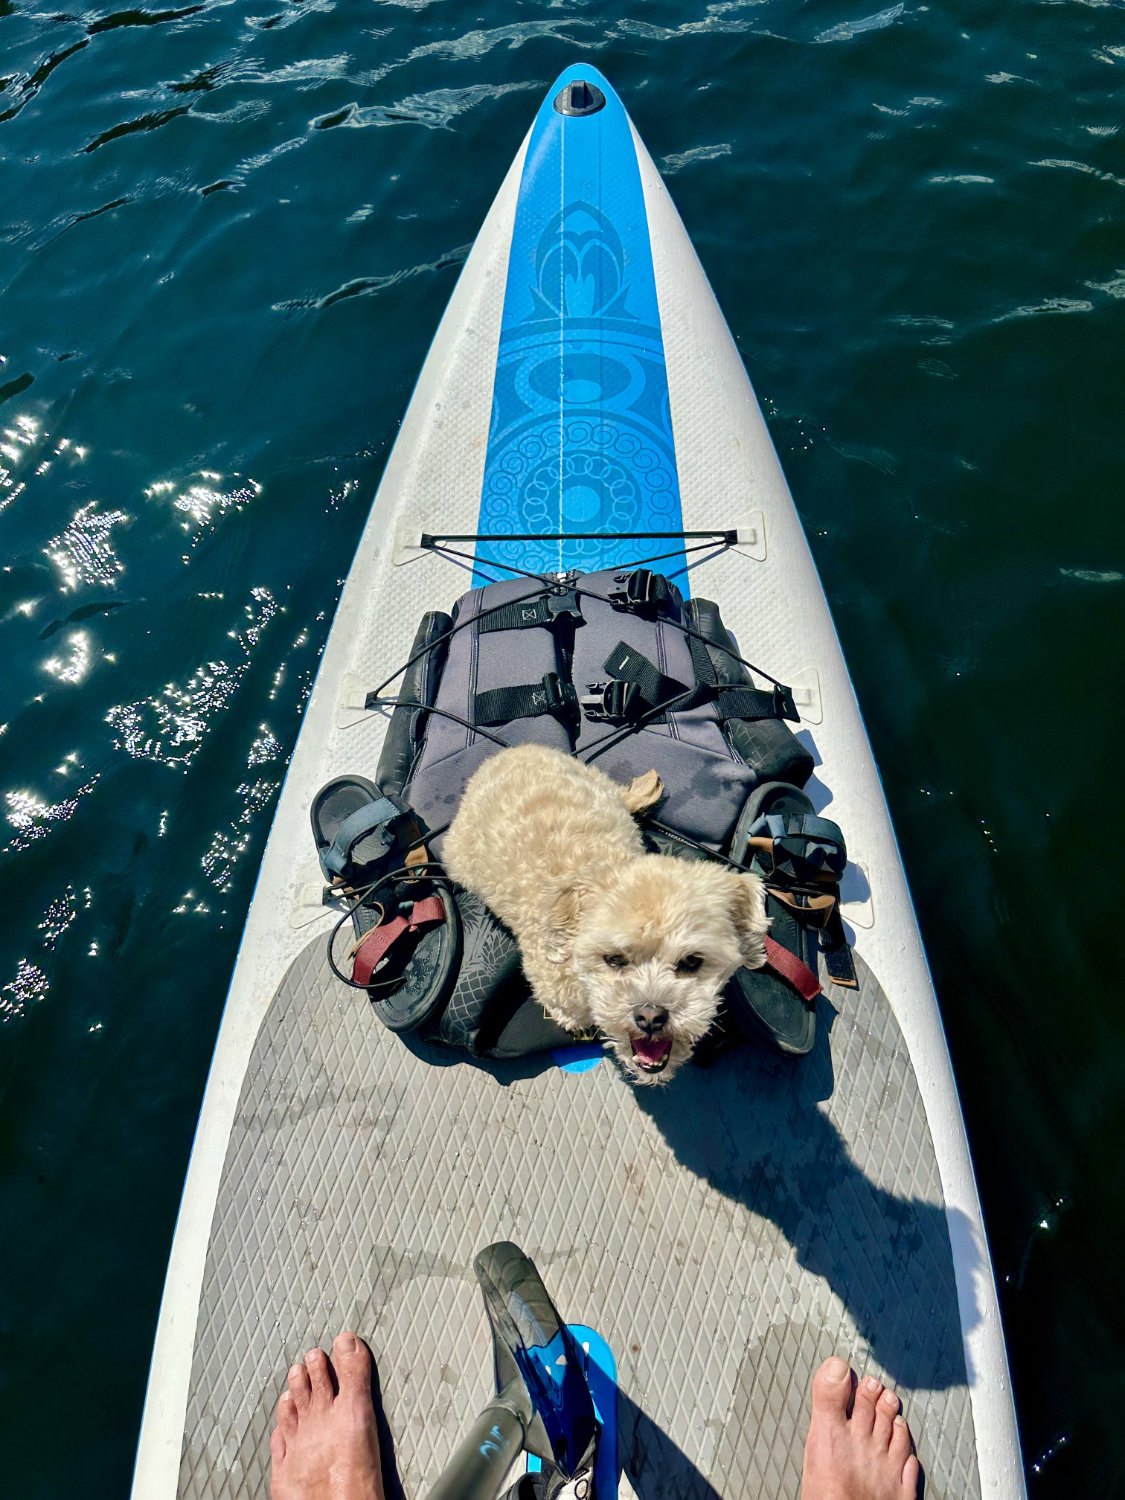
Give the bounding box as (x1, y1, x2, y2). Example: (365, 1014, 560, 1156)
(630, 1034, 672, 1073)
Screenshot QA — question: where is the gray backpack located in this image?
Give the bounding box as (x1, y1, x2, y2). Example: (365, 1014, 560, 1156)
(317, 568, 849, 1061)
(381, 567, 811, 844)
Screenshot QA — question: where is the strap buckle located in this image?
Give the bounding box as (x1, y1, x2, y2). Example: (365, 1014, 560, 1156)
(545, 588, 582, 623)
(538, 671, 579, 718)
(579, 679, 643, 722)
(608, 569, 673, 616)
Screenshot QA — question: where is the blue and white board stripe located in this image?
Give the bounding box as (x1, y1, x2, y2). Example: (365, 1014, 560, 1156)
(476, 64, 685, 581)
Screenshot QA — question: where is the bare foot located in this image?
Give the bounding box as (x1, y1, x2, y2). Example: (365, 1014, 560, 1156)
(269, 1331, 385, 1500)
(801, 1357, 920, 1500)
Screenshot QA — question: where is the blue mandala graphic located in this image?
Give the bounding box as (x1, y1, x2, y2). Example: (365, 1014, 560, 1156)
(474, 76, 685, 581)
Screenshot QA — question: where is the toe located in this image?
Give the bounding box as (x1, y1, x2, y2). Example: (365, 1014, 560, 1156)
(810, 1356, 853, 1426)
(305, 1346, 335, 1407)
(852, 1374, 883, 1436)
(901, 1453, 921, 1496)
(288, 1362, 312, 1413)
(889, 1412, 913, 1464)
(269, 1426, 286, 1467)
(333, 1332, 373, 1406)
(276, 1389, 298, 1438)
(873, 1387, 900, 1449)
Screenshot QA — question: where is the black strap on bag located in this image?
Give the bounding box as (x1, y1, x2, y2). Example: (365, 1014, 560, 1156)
(713, 682, 800, 723)
(473, 672, 580, 727)
(478, 590, 583, 633)
(579, 641, 693, 724)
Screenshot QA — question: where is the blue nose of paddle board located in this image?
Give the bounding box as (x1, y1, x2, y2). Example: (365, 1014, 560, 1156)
(476, 65, 686, 581)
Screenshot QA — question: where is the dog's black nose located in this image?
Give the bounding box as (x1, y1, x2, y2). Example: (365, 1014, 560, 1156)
(634, 1005, 668, 1035)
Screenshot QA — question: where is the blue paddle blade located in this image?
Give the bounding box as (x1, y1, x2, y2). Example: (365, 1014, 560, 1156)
(527, 1325, 619, 1500)
(473, 1241, 601, 1477)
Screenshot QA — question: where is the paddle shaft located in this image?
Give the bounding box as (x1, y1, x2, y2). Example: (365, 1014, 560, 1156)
(424, 1380, 530, 1500)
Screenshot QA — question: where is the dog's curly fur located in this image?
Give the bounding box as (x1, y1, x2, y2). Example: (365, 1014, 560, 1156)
(442, 743, 768, 1083)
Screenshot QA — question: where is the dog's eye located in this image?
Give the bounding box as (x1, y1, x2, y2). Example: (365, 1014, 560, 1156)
(603, 953, 629, 968)
(675, 954, 704, 974)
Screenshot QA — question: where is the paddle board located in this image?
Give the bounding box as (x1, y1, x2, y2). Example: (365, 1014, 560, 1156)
(132, 64, 1025, 1500)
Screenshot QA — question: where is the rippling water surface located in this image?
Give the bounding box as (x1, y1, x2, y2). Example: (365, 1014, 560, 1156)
(1, 0, 1122, 1494)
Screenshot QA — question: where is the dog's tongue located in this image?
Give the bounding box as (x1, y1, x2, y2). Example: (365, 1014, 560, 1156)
(631, 1036, 672, 1068)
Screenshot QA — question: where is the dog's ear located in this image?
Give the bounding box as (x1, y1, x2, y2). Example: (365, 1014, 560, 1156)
(729, 872, 769, 968)
(619, 768, 664, 816)
(543, 884, 588, 964)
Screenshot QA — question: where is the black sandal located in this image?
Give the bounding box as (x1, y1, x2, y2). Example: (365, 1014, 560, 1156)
(724, 781, 853, 1055)
(312, 776, 461, 1029)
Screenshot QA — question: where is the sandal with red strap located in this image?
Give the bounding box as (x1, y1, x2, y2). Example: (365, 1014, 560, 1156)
(312, 776, 461, 1032)
(723, 781, 854, 1055)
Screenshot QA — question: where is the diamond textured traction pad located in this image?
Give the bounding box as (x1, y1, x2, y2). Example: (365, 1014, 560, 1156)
(178, 942, 981, 1500)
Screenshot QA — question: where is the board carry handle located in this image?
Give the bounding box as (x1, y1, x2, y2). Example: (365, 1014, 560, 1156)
(425, 1242, 601, 1500)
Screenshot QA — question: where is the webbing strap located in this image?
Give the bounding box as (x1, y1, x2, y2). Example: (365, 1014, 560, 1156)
(602, 641, 686, 710)
(473, 672, 579, 727)
(751, 815, 847, 885)
(688, 630, 719, 688)
(321, 796, 402, 879)
(763, 935, 822, 1003)
(713, 683, 799, 723)
(351, 895, 445, 987)
(755, 810, 844, 845)
(595, 642, 794, 729)
(477, 591, 581, 633)
(820, 906, 858, 989)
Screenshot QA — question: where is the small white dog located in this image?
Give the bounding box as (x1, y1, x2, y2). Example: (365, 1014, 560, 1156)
(442, 743, 768, 1083)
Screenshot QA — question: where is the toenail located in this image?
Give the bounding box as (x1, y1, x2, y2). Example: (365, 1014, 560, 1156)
(337, 1333, 358, 1353)
(288, 1365, 303, 1381)
(822, 1356, 850, 1382)
(862, 1376, 881, 1394)
(894, 1415, 907, 1428)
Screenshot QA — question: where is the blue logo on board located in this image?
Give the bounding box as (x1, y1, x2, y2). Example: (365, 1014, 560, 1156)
(476, 69, 685, 581)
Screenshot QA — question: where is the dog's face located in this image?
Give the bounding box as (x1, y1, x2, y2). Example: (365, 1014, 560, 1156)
(546, 856, 768, 1084)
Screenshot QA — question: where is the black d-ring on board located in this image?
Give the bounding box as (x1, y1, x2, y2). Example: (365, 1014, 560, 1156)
(553, 79, 607, 116)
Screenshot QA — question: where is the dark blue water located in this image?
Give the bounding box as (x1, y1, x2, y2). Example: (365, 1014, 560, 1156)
(1, 2, 1122, 1495)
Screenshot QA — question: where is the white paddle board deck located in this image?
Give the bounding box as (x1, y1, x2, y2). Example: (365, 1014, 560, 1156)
(134, 65, 1024, 1500)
